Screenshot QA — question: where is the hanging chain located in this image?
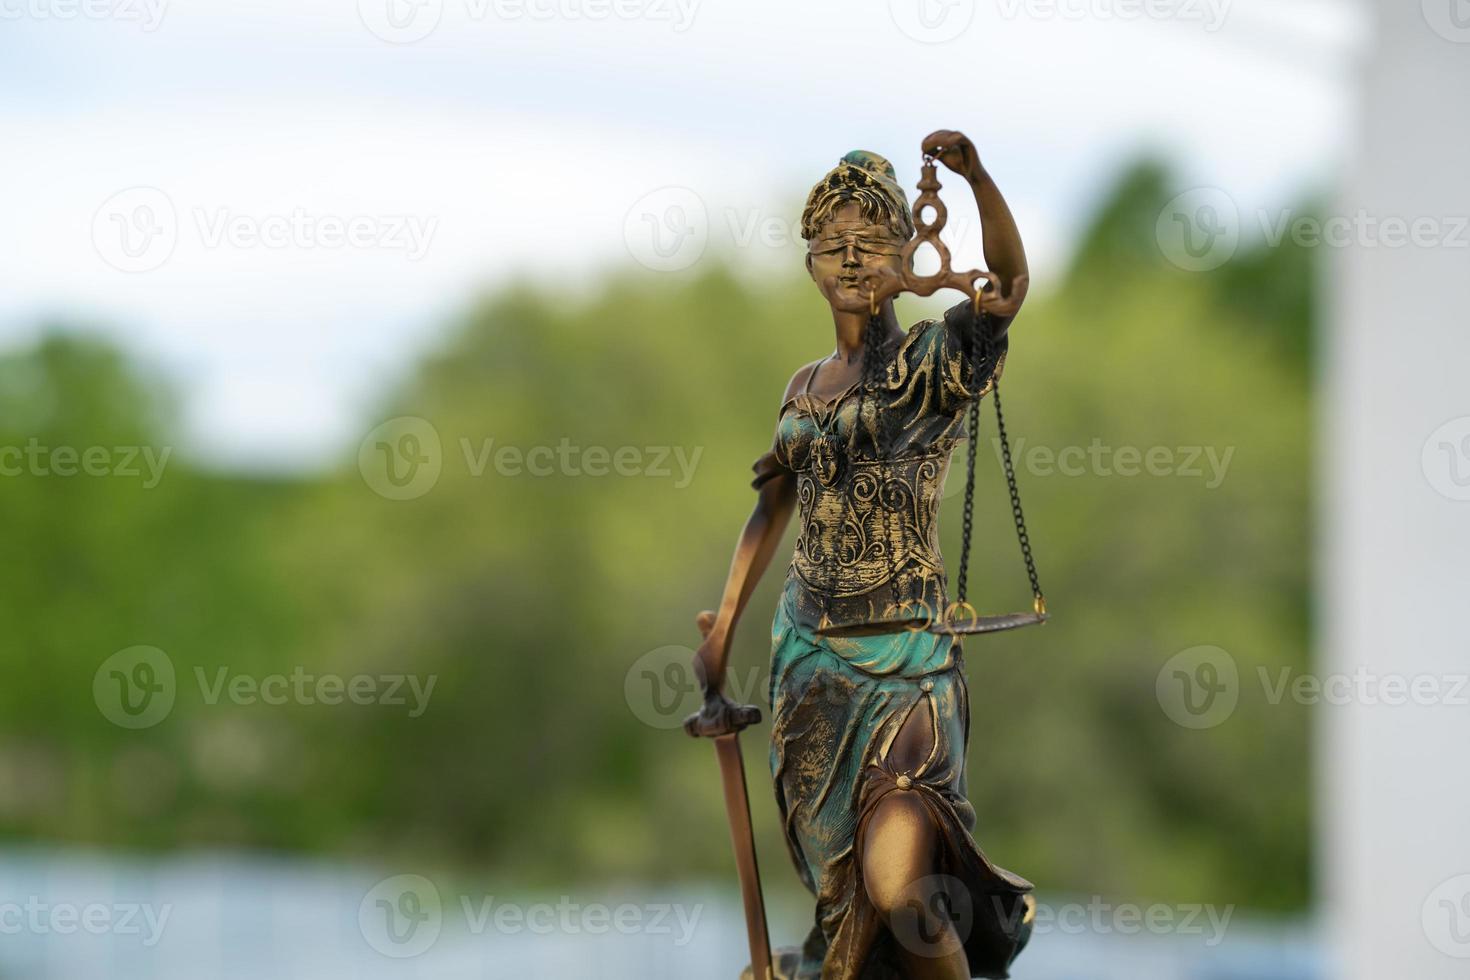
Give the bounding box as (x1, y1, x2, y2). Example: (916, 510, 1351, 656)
(860, 311, 901, 595)
(953, 324, 985, 605)
(823, 311, 890, 607)
(953, 315, 1045, 610)
(992, 383, 1044, 606)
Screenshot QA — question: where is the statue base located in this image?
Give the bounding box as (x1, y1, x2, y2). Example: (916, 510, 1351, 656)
(738, 948, 804, 980)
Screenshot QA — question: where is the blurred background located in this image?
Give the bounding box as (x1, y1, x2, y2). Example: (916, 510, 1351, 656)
(1, 0, 1466, 977)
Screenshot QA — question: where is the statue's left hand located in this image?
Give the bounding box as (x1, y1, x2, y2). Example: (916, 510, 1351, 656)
(923, 129, 983, 179)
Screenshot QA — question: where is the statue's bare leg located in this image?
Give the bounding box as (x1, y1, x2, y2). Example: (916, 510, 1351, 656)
(860, 697, 970, 979)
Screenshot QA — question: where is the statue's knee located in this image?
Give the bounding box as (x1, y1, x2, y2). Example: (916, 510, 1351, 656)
(861, 793, 937, 918)
(865, 867, 927, 920)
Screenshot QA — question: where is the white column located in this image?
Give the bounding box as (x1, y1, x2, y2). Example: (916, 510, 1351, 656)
(1322, 1, 1470, 978)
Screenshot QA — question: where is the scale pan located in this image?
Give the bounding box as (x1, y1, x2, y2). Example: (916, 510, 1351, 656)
(928, 611, 1048, 636)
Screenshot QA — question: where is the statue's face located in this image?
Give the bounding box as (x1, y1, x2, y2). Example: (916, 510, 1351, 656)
(807, 201, 905, 314)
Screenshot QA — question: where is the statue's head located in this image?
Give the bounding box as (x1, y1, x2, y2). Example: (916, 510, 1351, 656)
(801, 151, 914, 315)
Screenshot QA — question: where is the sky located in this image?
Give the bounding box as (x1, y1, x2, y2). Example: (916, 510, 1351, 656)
(0, 0, 1366, 470)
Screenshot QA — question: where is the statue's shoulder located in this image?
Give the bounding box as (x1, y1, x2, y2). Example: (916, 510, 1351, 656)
(780, 359, 824, 404)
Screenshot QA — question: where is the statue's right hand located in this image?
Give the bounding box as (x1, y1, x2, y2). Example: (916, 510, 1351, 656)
(685, 609, 761, 737)
(683, 691, 762, 739)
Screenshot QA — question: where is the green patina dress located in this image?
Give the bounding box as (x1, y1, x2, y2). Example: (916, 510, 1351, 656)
(749, 308, 1033, 980)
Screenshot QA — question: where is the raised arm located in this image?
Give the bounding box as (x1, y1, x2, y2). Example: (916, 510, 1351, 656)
(923, 129, 1030, 339)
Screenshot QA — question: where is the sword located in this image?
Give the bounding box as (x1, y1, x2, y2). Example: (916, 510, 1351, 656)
(690, 610, 774, 980)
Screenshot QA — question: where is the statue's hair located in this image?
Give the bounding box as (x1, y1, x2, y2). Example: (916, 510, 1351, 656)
(800, 150, 914, 242)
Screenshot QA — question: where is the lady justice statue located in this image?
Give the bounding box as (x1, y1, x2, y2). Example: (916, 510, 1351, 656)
(685, 130, 1039, 980)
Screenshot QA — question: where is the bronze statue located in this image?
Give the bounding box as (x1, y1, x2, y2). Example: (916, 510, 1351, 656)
(686, 131, 1040, 980)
